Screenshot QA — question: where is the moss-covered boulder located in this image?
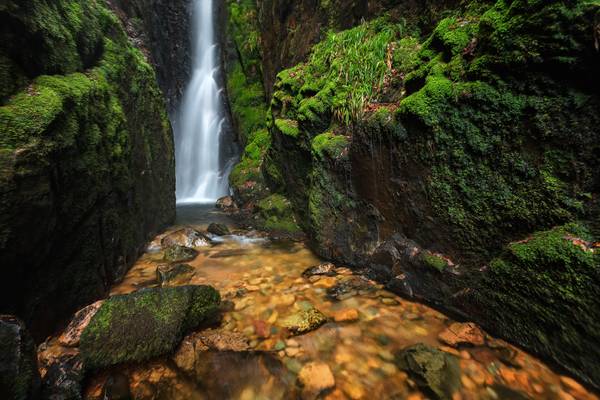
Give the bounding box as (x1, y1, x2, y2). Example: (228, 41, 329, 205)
(0, 316, 40, 400)
(80, 285, 220, 370)
(395, 343, 461, 400)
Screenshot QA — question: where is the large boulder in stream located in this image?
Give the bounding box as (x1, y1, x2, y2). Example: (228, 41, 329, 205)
(161, 228, 212, 248)
(395, 343, 461, 400)
(80, 285, 220, 370)
(0, 316, 40, 400)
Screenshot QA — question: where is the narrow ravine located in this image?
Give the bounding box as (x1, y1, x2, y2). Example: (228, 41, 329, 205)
(38, 206, 598, 400)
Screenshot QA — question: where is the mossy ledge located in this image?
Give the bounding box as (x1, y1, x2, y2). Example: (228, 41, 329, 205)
(0, 0, 175, 339)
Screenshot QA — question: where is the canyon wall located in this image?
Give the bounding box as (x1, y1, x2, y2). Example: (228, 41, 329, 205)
(0, 0, 176, 340)
(226, 0, 600, 388)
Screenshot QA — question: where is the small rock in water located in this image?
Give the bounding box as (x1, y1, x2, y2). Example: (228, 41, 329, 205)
(207, 222, 231, 236)
(216, 195, 237, 211)
(163, 245, 198, 262)
(161, 227, 211, 248)
(438, 322, 485, 348)
(395, 343, 461, 400)
(156, 263, 195, 286)
(381, 298, 399, 306)
(298, 362, 335, 399)
(333, 308, 359, 322)
(253, 320, 271, 338)
(302, 262, 337, 278)
(281, 307, 327, 335)
(326, 276, 372, 301)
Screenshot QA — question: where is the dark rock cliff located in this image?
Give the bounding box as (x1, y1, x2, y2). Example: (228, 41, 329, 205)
(0, 0, 176, 340)
(109, 0, 192, 112)
(226, 0, 600, 389)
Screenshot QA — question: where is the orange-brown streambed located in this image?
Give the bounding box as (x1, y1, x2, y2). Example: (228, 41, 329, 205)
(72, 205, 598, 400)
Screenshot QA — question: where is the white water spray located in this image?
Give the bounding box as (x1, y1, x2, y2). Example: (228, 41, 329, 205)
(175, 0, 229, 204)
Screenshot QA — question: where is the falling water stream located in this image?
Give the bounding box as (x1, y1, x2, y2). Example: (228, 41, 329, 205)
(175, 0, 229, 203)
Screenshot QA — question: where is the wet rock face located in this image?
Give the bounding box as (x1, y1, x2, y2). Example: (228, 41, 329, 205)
(395, 343, 461, 400)
(0, 316, 40, 400)
(0, 0, 175, 341)
(109, 0, 192, 110)
(40, 351, 84, 400)
(58, 301, 104, 348)
(79, 285, 220, 370)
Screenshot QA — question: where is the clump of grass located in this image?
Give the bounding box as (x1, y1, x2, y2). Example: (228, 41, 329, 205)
(293, 18, 409, 124)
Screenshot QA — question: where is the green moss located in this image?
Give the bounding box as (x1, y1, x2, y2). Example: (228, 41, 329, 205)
(477, 223, 600, 381)
(80, 285, 220, 370)
(256, 194, 301, 233)
(311, 132, 348, 160)
(274, 118, 300, 138)
(421, 253, 448, 272)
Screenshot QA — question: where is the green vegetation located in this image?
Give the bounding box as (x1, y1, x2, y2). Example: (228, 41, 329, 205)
(311, 132, 349, 160)
(256, 194, 301, 233)
(421, 253, 448, 272)
(478, 223, 600, 382)
(272, 18, 417, 125)
(274, 118, 300, 138)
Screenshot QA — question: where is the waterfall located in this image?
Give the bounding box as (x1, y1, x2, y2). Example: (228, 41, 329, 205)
(175, 0, 229, 204)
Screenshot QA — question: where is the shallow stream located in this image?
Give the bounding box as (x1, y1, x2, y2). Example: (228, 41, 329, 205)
(80, 205, 596, 400)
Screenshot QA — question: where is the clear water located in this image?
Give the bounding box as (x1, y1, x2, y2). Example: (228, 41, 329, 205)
(76, 206, 597, 400)
(175, 0, 229, 204)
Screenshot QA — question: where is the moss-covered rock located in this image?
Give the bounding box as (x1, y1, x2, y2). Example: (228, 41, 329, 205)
(156, 263, 195, 287)
(475, 223, 600, 387)
(280, 306, 327, 335)
(256, 194, 301, 234)
(207, 223, 230, 236)
(80, 285, 220, 370)
(395, 343, 461, 400)
(0, 0, 175, 339)
(163, 246, 198, 263)
(0, 316, 40, 400)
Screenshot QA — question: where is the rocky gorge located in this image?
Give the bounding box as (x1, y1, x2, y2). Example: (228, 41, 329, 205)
(0, 0, 599, 399)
